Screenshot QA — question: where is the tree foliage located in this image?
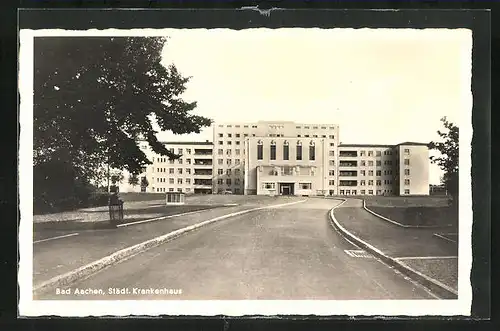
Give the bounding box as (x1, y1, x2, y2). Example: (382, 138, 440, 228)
(140, 176, 149, 188)
(128, 174, 139, 187)
(34, 37, 212, 182)
(429, 117, 459, 199)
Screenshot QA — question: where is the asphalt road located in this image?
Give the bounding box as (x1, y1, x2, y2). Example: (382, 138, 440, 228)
(40, 198, 436, 300)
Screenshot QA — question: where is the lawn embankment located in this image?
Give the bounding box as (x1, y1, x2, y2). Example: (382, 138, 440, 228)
(364, 196, 458, 228)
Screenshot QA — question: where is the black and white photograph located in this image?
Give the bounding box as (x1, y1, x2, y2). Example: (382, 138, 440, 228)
(19, 18, 474, 317)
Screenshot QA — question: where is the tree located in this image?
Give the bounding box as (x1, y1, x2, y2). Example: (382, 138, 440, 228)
(140, 177, 149, 192)
(429, 117, 459, 206)
(34, 37, 212, 185)
(128, 174, 139, 188)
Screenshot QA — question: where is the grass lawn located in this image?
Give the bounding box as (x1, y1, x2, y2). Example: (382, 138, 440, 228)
(367, 205, 458, 227)
(364, 195, 452, 208)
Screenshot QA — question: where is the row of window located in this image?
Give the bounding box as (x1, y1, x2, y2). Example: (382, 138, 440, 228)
(216, 179, 242, 185)
(218, 140, 245, 145)
(257, 144, 316, 161)
(218, 149, 243, 156)
(217, 124, 258, 128)
(156, 178, 192, 184)
(155, 187, 190, 193)
(217, 169, 242, 176)
(217, 159, 242, 165)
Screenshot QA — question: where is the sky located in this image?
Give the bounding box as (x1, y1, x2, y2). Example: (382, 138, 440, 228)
(154, 28, 472, 184)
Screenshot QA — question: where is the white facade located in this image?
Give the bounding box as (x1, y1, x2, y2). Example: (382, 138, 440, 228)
(119, 123, 429, 196)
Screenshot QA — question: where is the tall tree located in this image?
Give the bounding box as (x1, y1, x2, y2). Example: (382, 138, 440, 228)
(34, 37, 212, 184)
(429, 117, 459, 205)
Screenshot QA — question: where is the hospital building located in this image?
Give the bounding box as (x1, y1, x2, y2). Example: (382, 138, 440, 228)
(120, 121, 429, 196)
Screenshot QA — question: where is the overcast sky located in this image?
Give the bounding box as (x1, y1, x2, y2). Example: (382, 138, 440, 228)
(155, 28, 472, 184)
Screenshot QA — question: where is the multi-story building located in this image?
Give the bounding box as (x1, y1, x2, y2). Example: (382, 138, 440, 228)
(120, 140, 213, 194)
(119, 122, 429, 196)
(213, 121, 339, 194)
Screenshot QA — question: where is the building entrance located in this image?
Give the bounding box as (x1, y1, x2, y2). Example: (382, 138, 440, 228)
(279, 183, 295, 196)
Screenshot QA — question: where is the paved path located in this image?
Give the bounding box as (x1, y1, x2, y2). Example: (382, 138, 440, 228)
(37, 198, 435, 300)
(333, 199, 458, 292)
(33, 197, 297, 287)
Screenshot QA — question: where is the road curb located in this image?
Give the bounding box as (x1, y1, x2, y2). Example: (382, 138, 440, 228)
(362, 199, 453, 229)
(33, 199, 306, 297)
(329, 199, 458, 300)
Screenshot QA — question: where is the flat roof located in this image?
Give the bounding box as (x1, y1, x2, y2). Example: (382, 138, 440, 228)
(161, 141, 213, 146)
(339, 144, 394, 148)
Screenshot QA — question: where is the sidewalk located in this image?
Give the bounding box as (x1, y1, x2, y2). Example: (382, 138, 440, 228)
(332, 199, 458, 295)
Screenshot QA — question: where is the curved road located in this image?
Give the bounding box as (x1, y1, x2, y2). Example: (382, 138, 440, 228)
(41, 198, 436, 300)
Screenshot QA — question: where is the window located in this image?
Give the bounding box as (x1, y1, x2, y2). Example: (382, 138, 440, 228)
(226, 149, 232, 156)
(263, 182, 275, 189)
(218, 141, 223, 145)
(360, 170, 366, 176)
(235, 178, 241, 185)
(360, 190, 366, 195)
(218, 169, 224, 175)
(329, 135, 334, 139)
(368, 190, 373, 195)
(227, 159, 232, 165)
(185, 178, 190, 184)
(368, 161, 374, 166)
(404, 189, 410, 194)
(235, 159, 240, 165)
(186, 159, 191, 165)
(228, 133, 232, 138)
(270, 141, 277, 160)
(329, 150, 335, 157)
(169, 178, 174, 184)
(236, 134, 240, 138)
(226, 179, 232, 185)
(405, 179, 410, 185)
(300, 183, 312, 190)
(376, 180, 381, 186)
(169, 148, 174, 153)
(227, 125, 232, 128)
(235, 149, 240, 155)
(176, 169, 182, 175)
(178, 159, 183, 165)
(218, 159, 223, 165)
(236, 141, 240, 145)
(376, 151, 381, 157)
(313, 135, 318, 138)
(376, 170, 381, 176)
(361, 161, 366, 166)
(329, 160, 335, 166)
(360, 180, 366, 186)
(340, 190, 345, 195)
(218, 149, 223, 155)
(186, 188, 191, 192)
(226, 169, 231, 175)
(235, 169, 241, 176)
(244, 133, 249, 137)
(186, 169, 191, 174)
(376, 160, 381, 166)
(305, 135, 310, 138)
(404, 169, 410, 176)
(296, 142, 303, 160)
(283, 143, 290, 160)
(329, 170, 335, 176)
(368, 180, 374, 185)
(218, 133, 223, 137)
(297, 135, 301, 137)
(178, 178, 183, 184)
(368, 170, 374, 176)
(404, 159, 410, 165)
(404, 148, 410, 155)
(169, 159, 174, 164)
(169, 188, 174, 192)
(257, 141, 263, 160)
(169, 168, 174, 174)
(329, 180, 335, 186)
(360, 151, 366, 157)
(217, 179, 223, 185)
(227, 141, 232, 145)
(368, 151, 373, 156)
(309, 143, 316, 161)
